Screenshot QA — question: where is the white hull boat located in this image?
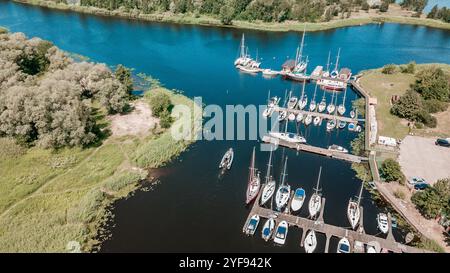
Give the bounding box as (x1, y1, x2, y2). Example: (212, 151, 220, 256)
(298, 97, 308, 110)
(246, 147, 261, 204)
(338, 104, 346, 115)
(287, 97, 298, 109)
(262, 107, 273, 118)
(291, 188, 306, 212)
(308, 194, 321, 218)
(327, 104, 335, 114)
(288, 113, 296, 121)
(350, 110, 356, 119)
(219, 148, 234, 170)
(338, 120, 347, 129)
(237, 65, 260, 74)
(347, 200, 360, 230)
(355, 125, 362, 133)
(304, 114, 312, 126)
(277, 110, 287, 121)
(348, 122, 356, 131)
(309, 100, 317, 112)
(304, 230, 317, 253)
(273, 220, 288, 245)
(318, 101, 326, 113)
(262, 69, 278, 77)
(275, 157, 291, 211)
(245, 214, 260, 236)
(328, 145, 348, 153)
(268, 96, 280, 108)
(326, 119, 336, 131)
(269, 132, 306, 143)
(337, 237, 351, 253)
(377, 213, 389, 234)
(313, 116, 321, 126)
(296, 112, 304, 122)
(260, 180, 275, 206)
(261, 218, 275, 241)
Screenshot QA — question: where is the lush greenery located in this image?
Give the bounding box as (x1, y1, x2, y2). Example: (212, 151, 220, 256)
(381, 63, 397, 74)
(379, 158, 404, 183)
(350, 131, 366, 156)
(427, 5, 450, 23)
(0, 32, 130, 148)
(390, 66, 449, 128)
(114, 64, 134, 97)
(400, 0, 427, 14)
(412, 178, 450, 219)
(148, 89, 173, 128)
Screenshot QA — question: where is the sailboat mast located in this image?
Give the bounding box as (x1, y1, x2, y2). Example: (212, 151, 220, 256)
(326, 51, 331, 72)
(281, 156, 288, 186)
(249, 147, 256, 179)
(300, 81, 306, 100)
(241, 34, 245, 58)
(313, 83, 318, 100)
(314, 166, 322, 194)
(357, 174, 366, 206)
(334, 48, 341, 72)
(298, 26, 306, 63)
(265, 148, 273, 183)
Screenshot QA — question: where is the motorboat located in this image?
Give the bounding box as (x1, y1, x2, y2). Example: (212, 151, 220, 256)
(277, 110, 287, 121)
(328, 144, 348, 153)
(246, 147, 261, 204)
(318, 100, 326, 113)
(273, 220, 288, 245)
(308, 167, 322, 218)
(348, 122, 356, 131)
(260, 149, 276, 206)
(337, 104, 346, 115)
(355, 125, 362, 133)
(219, 148, 234, 170)
(288, 113, 296, 121)
(291, 188, 306, 212)
(275, 157, 291, 211)
(269, 132, 306, 143)
(296, 112, 304, 123)
(304, 230, 317, 253)
(261, 218, 275, 241)
(377, 213, 389, 234)
(304, 114, 312, 126)
(309, 100, 317, 112)
(337, 237, 351, 253)
(262, 69, 278, 77)
(338, 120, 347, 129)
(244, 214, 260, 236)
(313, 116, 321, 126)
(350, 109, 356, 119)
(326, 119, 336, 131)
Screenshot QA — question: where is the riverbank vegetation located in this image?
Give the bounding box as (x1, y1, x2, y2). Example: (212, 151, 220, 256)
(13, 0, 450, 32)
(0, 31, 200, 252)
(359, 63, 450, 140)
(379, 158, 405, 183)
(412, 178, 450, 220)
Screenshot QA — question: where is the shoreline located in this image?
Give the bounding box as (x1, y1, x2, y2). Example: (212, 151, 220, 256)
(13, 0, 450, 32)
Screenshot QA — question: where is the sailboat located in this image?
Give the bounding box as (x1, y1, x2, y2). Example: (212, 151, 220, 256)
(287, 91, 298, 109)
(219, 148, 234, 170)
(326, 119, 336, 131)
(261, 217, 275, 241)
(337, 87, 347, 115)
(244, 214, 260, 236)
(347, 178, 364, 230)
(275, 156, 291, 211)
(322, 51, 332, 78)
(246, 147, 261, 205)
(313, 116, 321, 126)
(308, 166, 322, 218)
(309, 84, 318, 112)
(304, 230, 317, 253)
(330, 48, 341, 79)
(291, 188, 306, 212)
(234, 34, 251, 66)
(350, 108, 356, 119)
(298, 81, 308, 110)
(260, 148, 276, 206)
(318, 49, 347, 91)
(327, 91, 336, 114)
(318, 87, 327, 113)
(304, 114, 313, 126)
(263, 91, 276, 118)
(337, 237, 351, 253)
(296, 112, 304, 123)
(273, 220, 289, 245)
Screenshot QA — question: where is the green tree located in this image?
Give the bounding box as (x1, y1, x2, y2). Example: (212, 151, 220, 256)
(390, 90, 422, 121)
(115, 64, 133, 97)
(400, 61, 416, 74)
(219, 3, 235, 25)
(351, 132, 366, 156)
(361, 2, 370, 11)
(149, 91, 172, 118)
(381, 64, 397, 74)
(380, 158, 404, 183)
(159, 109, 173, 129)
(379, 1, 389, 12)
(412, 187, 446, 219)
(413, 67, 450, 101)
(427, 4, 438, 18)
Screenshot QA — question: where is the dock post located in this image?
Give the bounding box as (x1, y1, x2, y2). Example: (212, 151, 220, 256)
(300, 228, 307, 248)
(317, 197, 326, 224)
(324, 234, 331, 253)
(357, 206, 365, 234)
(387, 213, 395, 241)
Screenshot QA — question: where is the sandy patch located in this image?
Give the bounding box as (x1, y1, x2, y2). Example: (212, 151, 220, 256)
(399, 136, 450, 185)
(109, 101, 158, 137)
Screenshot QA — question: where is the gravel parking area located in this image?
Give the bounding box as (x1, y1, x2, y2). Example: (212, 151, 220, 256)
(399, 136, 450, 185)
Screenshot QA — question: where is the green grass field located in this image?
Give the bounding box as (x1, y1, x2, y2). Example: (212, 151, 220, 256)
(0, 88, 199, 252)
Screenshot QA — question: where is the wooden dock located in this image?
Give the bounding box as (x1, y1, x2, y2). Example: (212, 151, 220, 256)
(262, 135, 368, 163)
(243, 190, 430, 253)
(272, 106, 365, 124)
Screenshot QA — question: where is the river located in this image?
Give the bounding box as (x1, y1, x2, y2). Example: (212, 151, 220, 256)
(1, 0, 450, 252)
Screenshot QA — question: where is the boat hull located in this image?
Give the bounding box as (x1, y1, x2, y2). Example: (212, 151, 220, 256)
(347, 200, 360, 230)
(304, 230, 317, 253)
(308, 194, 321, 218)
(260, 181, 276, 206)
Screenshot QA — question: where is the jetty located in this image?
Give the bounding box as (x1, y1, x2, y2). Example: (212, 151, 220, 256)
(262, 135, 368, 163)
(243, 190, 430, 253)
(272, 105, 364, 124)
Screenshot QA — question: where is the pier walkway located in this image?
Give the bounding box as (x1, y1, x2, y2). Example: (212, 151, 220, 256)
(243, 190, 430, 253)
(272, 106, 365, 124)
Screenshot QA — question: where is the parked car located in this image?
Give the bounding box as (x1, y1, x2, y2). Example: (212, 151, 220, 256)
(408, 177, 426, 185)
(414, 183, 430, 190)
(435, 138, 450, 147)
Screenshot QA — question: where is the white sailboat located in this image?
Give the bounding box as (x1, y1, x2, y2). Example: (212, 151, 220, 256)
(275, 157, 291, 211)
(318, 87, 327, 113)
(219, 148, 234, 170)
(313, 116, 321, 126)
(309, 84, 318, 112)
(347, 179, 364, 230)
(291, 188, 306, 212)
(308, 166, 322, 218)
(277, 110, 287, 121)
(328, 144, 348, 153)
(337, 87, 347, 115)
(337, 237, 351, 253)
(260, 148, 276, 206)
(304, 229, 317, 253)
(269, 131, 306, 143)
(350, 108, 356, 119)
(244, 214, 260, 236)
(327, 91, 336, 114)
(287, 91, 298, 109)
(234, 34, 251, 66)
(293, 27, 308, 74)
(261, 217, 275, 241)
(273, 220, 289, 245)
(298, 81, 308, 110)
(377, 213, 389, 234)
(304, 114, 312, 126)
(326, 119, 336, 131)
(288, 113, 296, 121)
(246, 147, 261, 205)
(296, 112, 304, 123)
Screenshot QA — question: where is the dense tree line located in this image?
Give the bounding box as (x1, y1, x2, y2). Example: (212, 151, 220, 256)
(0, 32, 131, 148)
(427, 5, 450, 23)
(400, 0, 428, 13)
(412, 178, 450, 220)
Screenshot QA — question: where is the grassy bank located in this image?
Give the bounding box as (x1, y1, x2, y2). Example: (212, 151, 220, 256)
(359, 63, 450, 140)
(0, 88, 200, 252)
(13, 0, 450, 32)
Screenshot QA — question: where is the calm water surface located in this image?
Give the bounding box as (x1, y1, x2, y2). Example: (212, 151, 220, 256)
(1, 0, 450, 252)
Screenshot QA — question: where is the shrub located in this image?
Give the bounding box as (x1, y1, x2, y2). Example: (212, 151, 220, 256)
(350, 132, 366, 156)
(390, 90, 422, 120)
(413, 67, 450, 101)
(379, 1, 389, 12)
(382, 64, 397, 74)
(380, 158, 404, 183)
(159, 109, 173, 129)
(416, 109, 437, 128)
(103, 171, 142, 192)
(219, 4, 235, 25)
(423, 99, 448, 113)
(411, 188, 446, 219)
(148, 91, 172, 118)
(400, 61, 416, 74)
(394, 189, 406, 200)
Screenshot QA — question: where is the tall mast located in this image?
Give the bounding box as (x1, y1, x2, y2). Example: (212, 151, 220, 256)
(241, 34, 245, 58)
(326, 51, 331, 72)
(314, 166, 322, 194)
(265, 148, 273, 184)
(357, 174, 366, 206)
(249, 146, 256, 179)
(298, 25, 306, 64)
(280, 156, 288, 186)
(300, 80, 306, 100)
(334, 48, 341, 72)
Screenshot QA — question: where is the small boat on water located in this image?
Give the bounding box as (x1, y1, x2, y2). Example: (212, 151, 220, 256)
(277, 110, 287, 121)
(261, 217, 275, 241)
(269, 132, 306, 143)
(304, 114, 312, 126)
(366, 241, 381, 253)
(338, 120, 347, 129)
(262, 69, 278, 77)
(377, 213, 389, 234)
(313, 116, 321, 126)
(318, 100, 326, 113)
(275, 157, 291, 211)
(246, 147, 261, 205)
(298, 96, 308, 110)
(291, 188, 306, 212)
(348, 122, 356, 131)
(309, 100, 317, 112)
(287, 95, 298, 109)
(327, 103, 335, 114)
(268, 96, 281, 108)
(244, 214, 260, 236)
(304, 230, 317, 253)
(347, 180, 364, 230)
(273, 220, 288, 245)
(262, 107, 274, 118)
(288, 113, 296, 121)
(260, 149, 276, 206)
(326, 119, 336, 131)
(338, 104, 346, 115)
(219, 148, 234, 170)
(296, 112, 304, 123)
(350, 109, 356, 119)
(237, 64, 260, 74)
(328, 144, 348, 153)
(308, 167, 322, 218)
(337, 237, 351, 253)
(355, 125, 362, 133)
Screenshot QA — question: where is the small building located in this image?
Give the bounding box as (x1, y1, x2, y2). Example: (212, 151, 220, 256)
(378, 136, 397, 147)
(282, 60, 296, 72)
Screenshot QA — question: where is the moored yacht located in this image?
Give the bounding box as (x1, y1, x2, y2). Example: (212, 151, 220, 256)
(337, 237, 351, 253)
(308, 167, 322, 218)
(328, 144, 348, 153)
(260, 148, 276, 206)
(273, 220, 288, 245)
(261, 217, 275, 241)
(246, 147, 261, 204)
(219, 148, 234, 170)
(275, 157, 291, 211)
(291, 188, 306, 212)
(244, 214, 260, 236)
(304, 229, 317, 253)
(377, 213, 389, 234)
(269, 131, 306, 143)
